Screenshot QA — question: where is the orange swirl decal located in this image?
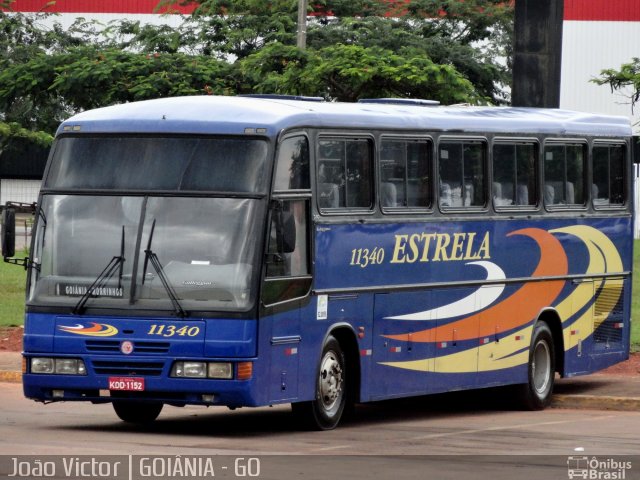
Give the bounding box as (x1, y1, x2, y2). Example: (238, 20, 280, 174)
(384, 228, 568, 343)
(58, 322, 119, 337)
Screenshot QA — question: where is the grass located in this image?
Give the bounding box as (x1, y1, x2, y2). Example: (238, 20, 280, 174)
(1, 242, 640, 350)
(0, 251, 28, 327)
(632, 239, 640, 351)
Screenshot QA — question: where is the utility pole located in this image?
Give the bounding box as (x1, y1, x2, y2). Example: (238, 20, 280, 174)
(297, 0, 308, 49)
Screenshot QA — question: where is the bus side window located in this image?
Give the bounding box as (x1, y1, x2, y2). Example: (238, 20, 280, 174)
(593, 143, 625, 207)
(318, 138, 373, 210)
(266, 200, 309, 278)
(493, 141, 537, 207)
(268, 135, 311, 279)
(544, 143, 586, 206)
(438, 140, 486, 208)
(273, 136, 310, 191)
(380, 139, 432, 210)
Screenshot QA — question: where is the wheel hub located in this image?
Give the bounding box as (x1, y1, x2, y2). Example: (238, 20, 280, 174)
(532, 340, 551, 395)
(319, 351, 343, 410)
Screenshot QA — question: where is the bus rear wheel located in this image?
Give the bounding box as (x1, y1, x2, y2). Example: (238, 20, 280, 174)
(518, 321, 555, 410)
(112, 401, 163, 424)
(293, 335, 347, 430)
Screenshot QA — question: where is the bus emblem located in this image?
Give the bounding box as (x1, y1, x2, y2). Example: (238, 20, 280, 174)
(120, 341, 134, 355)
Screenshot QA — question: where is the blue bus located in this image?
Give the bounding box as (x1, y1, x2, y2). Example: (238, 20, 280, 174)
(1, 95, 633, 430)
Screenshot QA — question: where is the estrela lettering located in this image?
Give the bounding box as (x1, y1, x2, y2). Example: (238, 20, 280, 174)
(349, 231, 491, 268)
(390, 232, 491, 263)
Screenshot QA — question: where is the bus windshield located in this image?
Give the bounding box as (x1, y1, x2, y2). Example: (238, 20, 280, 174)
(29, 135, 270, 314)
(29, 195, 262, 314)
(45, 136, 269, 193)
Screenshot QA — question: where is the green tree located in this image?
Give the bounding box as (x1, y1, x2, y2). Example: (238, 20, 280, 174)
(592, 58, 640, 113)
(306, 1, 512, 103)
(161, 0, 512, 102)
(240, 42, 477, 103)
(0, 47, 233, 111)
(156, 0, 300, 59)
(0, 11, 235, 134)
(0, 0, 512, 143)
(0, 121, 52, 156)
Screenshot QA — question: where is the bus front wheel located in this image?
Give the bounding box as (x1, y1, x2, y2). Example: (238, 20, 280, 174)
(518, 321, 555, 410)
(293, 335, 347, 430)
(112, 401, 163, 424)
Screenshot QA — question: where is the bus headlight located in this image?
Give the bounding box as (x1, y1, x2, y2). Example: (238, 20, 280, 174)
(207, 362, 233, 379)
(55, 358, 86, 375)
(31, 357, 86, 375)
(31, 358, 54, 374)
(171, 361, 233, 379)
(171, 361, 207, 378)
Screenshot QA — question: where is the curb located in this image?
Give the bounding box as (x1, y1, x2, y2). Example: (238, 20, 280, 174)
(551, 394, 640, 412)
(0, 370, 21, 383)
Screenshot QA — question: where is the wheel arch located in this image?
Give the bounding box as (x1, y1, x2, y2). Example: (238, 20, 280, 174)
(326, 323, 362, 404)
(536, 308, 565, 377)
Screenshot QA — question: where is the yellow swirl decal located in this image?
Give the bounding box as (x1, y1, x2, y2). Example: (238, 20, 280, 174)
(58, 322, 119, 337)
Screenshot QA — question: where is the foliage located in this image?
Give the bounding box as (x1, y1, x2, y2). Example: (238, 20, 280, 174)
(0, 11, 235, 134)
(0, 47, 232, 114)
(0, 0, 513, 145)
(157, 0, 513, 102)
(241, 43, 477, 102)
(0, 121, 52, 149)
(155, 0, 299, 59)
(307, 0, 512, 103)
(592, 58, 640, 114)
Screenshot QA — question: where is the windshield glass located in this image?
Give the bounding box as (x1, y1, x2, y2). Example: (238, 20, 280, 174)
(45, 136, 269, 193)
(29, 195, 263, 314)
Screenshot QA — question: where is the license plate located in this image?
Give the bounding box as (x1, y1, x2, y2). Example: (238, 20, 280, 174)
(108, 377, 145, 391)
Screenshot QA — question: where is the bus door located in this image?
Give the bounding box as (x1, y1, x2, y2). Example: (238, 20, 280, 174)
(371, 291, 434, 399)
(262, 200, 312, 403)
(262, 135, 312, 403)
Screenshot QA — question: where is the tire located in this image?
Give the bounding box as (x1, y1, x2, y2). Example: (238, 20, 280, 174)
(292, 335, 347, 430)
(518, 321, 555, 410)
(112, 401, 163, 424)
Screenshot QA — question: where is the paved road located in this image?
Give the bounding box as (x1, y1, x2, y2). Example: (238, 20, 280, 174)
(1, 382, 640, 479)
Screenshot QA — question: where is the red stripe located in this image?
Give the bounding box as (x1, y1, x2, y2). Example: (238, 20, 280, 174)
(8, 0, 640, 20)
(4, 0, 195, 14)
(564, 0, 640, 22)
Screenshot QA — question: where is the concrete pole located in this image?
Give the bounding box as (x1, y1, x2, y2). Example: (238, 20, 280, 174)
(512, 0, 564, 107)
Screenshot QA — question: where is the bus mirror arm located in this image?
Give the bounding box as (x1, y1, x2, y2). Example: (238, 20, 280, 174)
(1, 206, 16, 260)
(2, 202, 37, 269)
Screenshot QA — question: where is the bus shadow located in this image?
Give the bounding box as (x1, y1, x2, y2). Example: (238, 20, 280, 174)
(54, 386, 520, 437)
(350, 386, 520, 425)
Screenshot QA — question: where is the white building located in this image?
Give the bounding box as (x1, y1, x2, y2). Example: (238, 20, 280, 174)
(560, 0, 640, 134)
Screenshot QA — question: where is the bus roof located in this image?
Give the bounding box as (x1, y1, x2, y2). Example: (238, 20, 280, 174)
(58, 95, 633, 138)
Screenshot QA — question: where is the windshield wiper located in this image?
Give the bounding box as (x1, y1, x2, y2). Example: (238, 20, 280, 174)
(143, 219, 187, 318)
(73, 226, 125, 315)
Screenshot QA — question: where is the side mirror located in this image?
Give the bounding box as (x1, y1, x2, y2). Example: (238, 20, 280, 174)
(1, 206, 16, 258)
(274, 203, 296, 254)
